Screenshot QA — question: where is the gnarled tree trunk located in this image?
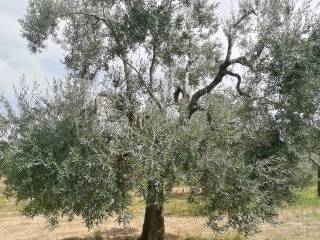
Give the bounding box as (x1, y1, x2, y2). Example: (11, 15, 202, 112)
(140, 179, 165, 240)
(140, 203, 165, 240)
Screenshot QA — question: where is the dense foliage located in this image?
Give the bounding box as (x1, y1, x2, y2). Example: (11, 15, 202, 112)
(1, 0, 320, 238)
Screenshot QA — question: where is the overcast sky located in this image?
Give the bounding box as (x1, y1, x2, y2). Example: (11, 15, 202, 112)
(0, 0, 65, 103)
(0, 0, 312, 103)
(0, 1, 236, 102)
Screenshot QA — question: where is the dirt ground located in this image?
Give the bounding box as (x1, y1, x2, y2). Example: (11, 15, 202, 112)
(1, 209, 320, 240)
(2, 184, 320, 240)
(254, 207, 320, 240)
(0, 214, 214, 240)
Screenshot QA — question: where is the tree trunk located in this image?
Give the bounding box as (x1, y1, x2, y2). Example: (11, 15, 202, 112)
(139, 204, 165, 240)
(318, 165, 320, 197)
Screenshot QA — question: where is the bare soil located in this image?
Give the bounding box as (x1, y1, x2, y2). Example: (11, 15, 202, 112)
(0, 214, 214, 240)
(1, 209, 320, 240)
(2, 186, 320, 239)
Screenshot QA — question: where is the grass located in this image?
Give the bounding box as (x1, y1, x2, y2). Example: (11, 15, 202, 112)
(3, 181, 320, 218)
(275, 184, 320, 225)
(130, 192, 205, 217)
(0, 182, 24, 214)
(3, 180, 320, 217)
(295, 184, 320, 207)
(132, 184, 320, 218)
(2, 181, 320, 239)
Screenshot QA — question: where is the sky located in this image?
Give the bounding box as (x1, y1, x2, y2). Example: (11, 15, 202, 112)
(0, 0, 311, 104)
(0, 1, 235, 103)
(0, 0, 65, 103)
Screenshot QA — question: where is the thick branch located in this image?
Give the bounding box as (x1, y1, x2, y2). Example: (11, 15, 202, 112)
(309, 156, 320, 167)
(230, 56, 253, 70)
(187, 9, 257, 119)
(188, 67, 228, 118)
(232, 10, 256, 28)
(187, 35, 233, 118)
(224, 71, 251, 98)
(225, 33, 233, 63)
(149, 42, 157, 88)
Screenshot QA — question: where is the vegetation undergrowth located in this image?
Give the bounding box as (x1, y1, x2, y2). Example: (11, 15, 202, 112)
(295, 185, 320, 207)
(130, 193, 205, 217)
(0, 182, 24, 214)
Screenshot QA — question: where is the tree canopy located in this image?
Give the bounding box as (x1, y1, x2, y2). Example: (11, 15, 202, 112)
(1, 0, 320, 239)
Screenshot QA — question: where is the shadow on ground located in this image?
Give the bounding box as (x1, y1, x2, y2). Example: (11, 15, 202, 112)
(63, 227, 180, 240)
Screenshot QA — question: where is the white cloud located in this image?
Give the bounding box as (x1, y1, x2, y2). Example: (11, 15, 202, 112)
(0, 0, 316, 103)
(0, 0, 65, 102)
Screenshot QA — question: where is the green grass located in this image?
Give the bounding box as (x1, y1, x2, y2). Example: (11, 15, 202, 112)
(0, 182, 24, 215)
(2, 181, 320, 221)
(0, 183, 204, 218)
(2, 182, 320, 239)
(165, 192, 205, 217)
(132, 183, 320, 220)
(130, 192, 205, 217)
(3, 182, 320, 218)
(295, 184, 320, 207)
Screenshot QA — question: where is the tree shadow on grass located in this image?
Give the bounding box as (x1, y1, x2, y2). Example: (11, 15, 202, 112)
(63, 227, 179, 240)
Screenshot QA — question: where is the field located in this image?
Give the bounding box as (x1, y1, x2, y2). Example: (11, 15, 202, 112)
(1, 182, 320, 240)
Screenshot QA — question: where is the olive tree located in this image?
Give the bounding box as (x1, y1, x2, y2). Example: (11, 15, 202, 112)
(0, 0, 320, 239)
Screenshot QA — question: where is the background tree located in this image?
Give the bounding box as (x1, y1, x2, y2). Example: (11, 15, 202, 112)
(0, 0, 319, 239)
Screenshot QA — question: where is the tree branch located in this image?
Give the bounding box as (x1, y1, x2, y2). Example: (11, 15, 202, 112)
(70, 11, 105, 22)
(188, 67, 228, 119)
(187, 9, 257, 119)
(118, 56, 163, 111)
(225, 33, 233, 63)
(224, 71, 251, 98)
(225, 9, 256, 62)
(69, 11, 164, 112)
(69, 11, 112, 29)
(232, 10, 256, 28)
(309, 156, 320, 167)
(230, 56, 253, 70)
(187, 37, 233, 118)
(149, 42, 157, 88)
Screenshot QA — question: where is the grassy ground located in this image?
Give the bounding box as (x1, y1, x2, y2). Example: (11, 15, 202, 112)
(1, 182, 320, 240)
(130, 192, 204, 217)
(295, 185, 320, 207)
(0, 182, 24, 215)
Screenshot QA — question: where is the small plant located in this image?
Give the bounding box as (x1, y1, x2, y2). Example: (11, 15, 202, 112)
(94, 230, 103, 240)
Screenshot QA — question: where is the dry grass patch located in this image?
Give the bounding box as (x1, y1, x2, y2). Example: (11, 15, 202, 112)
(2, 183, 320, 239)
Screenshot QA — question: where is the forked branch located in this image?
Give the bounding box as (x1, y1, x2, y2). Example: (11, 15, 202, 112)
(232, 10, 256, 28)
(187, 9, 257, 118)
(224, 71, 251, 98)
(230, 56, 253, 70)
(118, 56, 163, 111)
